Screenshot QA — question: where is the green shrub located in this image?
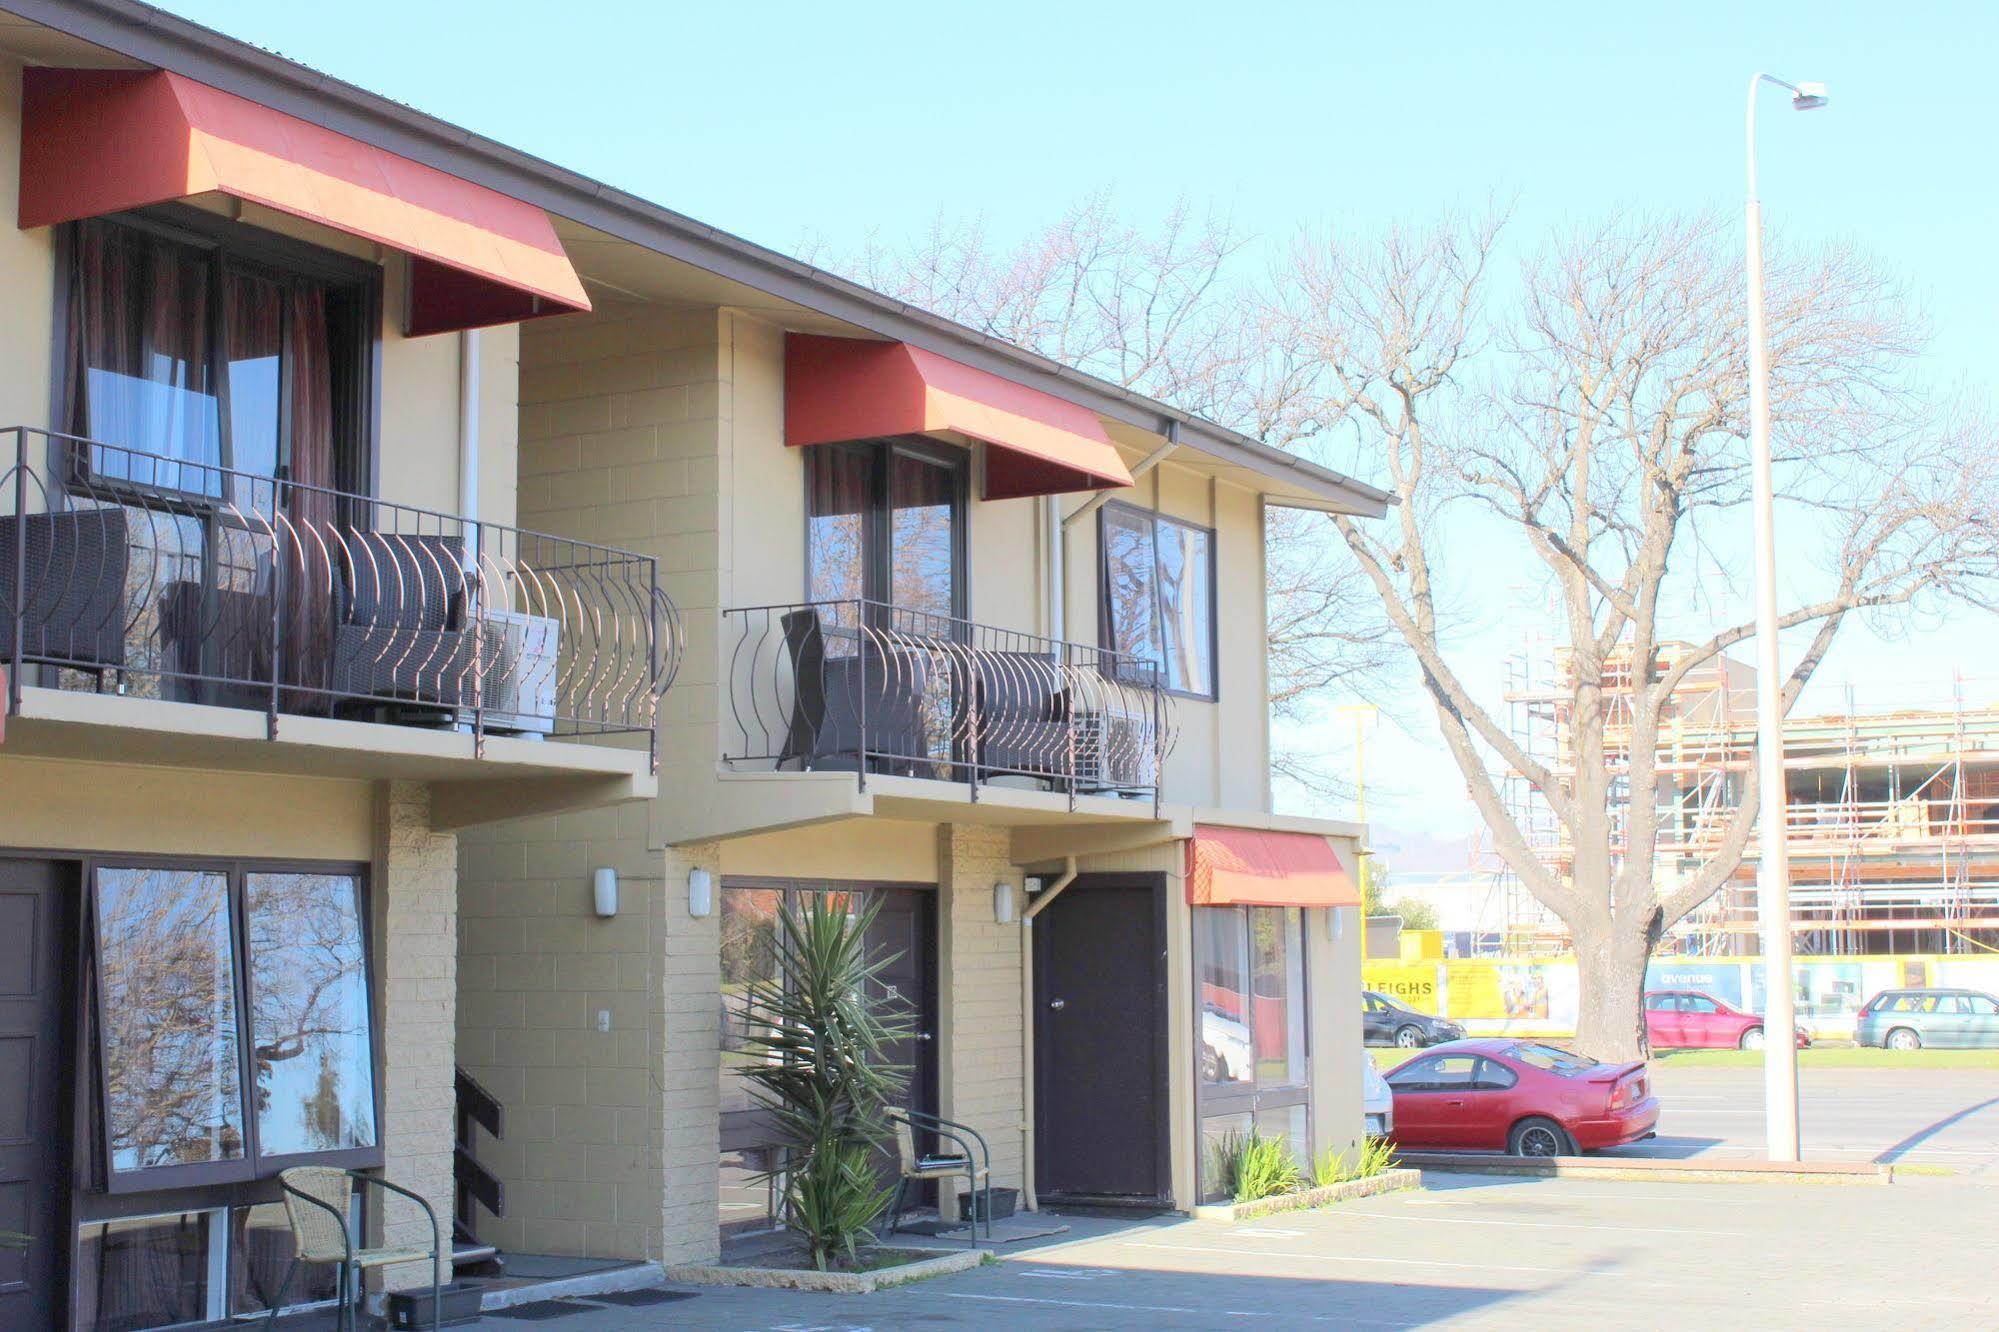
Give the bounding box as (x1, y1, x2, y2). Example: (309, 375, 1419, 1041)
(1230, 1128, 1302, 1203)
(1314, 1135, 1401, 1187)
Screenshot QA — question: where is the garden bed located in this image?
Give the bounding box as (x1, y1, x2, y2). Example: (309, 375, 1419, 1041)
(1191, 1166, 1422, 1222)
(666, 1246, 989, 1294)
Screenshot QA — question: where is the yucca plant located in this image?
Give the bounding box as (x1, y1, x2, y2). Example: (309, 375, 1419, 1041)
(735, 895, 912, 1271)
(1231, 1128, 1302, 1203)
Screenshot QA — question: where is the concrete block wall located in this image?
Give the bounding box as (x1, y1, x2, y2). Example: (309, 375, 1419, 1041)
(936, 824, 1025, 1220)
(373, 781, 458, 1287)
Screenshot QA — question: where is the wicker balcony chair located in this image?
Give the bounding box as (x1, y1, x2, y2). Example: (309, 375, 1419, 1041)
(885, 1108, 993, 1243)
(329, 533, 480, 711)
(267, 1166, 443, 1331)
(0, 506, 131, 679)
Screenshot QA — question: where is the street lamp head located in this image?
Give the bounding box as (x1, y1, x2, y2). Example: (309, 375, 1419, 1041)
(1791, 81, 1829, 111)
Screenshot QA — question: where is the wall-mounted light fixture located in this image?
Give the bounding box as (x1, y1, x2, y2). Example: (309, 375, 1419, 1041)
(993, 881, 1017, 926)
(689, 866, 714, 919)
(1327, 906, 1346, 942)
(592, 867, 619, 918)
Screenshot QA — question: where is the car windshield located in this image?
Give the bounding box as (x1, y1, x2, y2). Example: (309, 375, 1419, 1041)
(1508, 1043, 1600, 1076)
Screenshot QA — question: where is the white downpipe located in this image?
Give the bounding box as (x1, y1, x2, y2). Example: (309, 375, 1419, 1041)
(458, 329, 482, 560)
(1019, 856, 1078, 1212)
(1045, 495, 1064, 642)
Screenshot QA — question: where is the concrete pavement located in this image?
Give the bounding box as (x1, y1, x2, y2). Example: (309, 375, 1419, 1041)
(1612, 1063, 1999, 1173)
(506, 1170, 1997, 1330)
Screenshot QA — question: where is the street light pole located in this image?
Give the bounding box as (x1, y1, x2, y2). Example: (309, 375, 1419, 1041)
(1745, 71, 1826, 1163)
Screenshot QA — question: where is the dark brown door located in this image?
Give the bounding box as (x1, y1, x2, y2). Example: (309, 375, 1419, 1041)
(866, 889, 937, 1118)
(0, 859, 71, 1330)
(1035, 874, 1168, 1204)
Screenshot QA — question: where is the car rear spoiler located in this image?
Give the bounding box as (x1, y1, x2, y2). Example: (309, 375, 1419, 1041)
(1583, 1060, 1646, 1084)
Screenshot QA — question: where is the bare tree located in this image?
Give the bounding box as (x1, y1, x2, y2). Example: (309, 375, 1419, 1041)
(1285, 211, 1999, 1057)
(830, 196, 1393, 798)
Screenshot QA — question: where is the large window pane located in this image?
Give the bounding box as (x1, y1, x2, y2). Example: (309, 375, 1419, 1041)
(1251, 907, 1306, 1087)
(889, 449, 958, 622)
(807, 447, 870, 606)
(720, 887, 783, 1118)
(74, 1213, 217, 1331)
(1100, 505, 1158, 672)
(1195, 909, 1252, 1088)
(94, 868, 246, 1173)
(1156, 519, 1213, 696)
(245, 872, 375, 1156)
(229, 1202, 340, 1315)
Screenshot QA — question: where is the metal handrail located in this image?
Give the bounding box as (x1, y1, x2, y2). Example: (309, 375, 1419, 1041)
(721, 597, 1177, 808)
(0, 426, 682, 763)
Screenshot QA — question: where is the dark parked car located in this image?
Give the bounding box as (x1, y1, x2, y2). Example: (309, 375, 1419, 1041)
(1363, 990, 1464, 1049)
(1385, 1039, 1658, 1156)
(1855, 988, 1999, 1050)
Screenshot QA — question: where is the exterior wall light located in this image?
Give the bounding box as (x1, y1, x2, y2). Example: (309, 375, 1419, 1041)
(689, 866, 714, 919)
(592, 866, 619, 918)
(1327, 906, 1346, 942)
(994, 881, 1017, 926)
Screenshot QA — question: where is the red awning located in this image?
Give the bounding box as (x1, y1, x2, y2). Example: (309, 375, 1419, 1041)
(784, 334, 1132, 500)
(1187, 824, 1360, 909)
(18, 68, 590, 336)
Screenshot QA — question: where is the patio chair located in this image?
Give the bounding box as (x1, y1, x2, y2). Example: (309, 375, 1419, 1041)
(776, 607, 933, 772)
(971, 649, 1069, 783)
(329, 533, 480, 710)
(0, 506, 131, 678)
(266, 1166, 443, 1332)
(885, 1108, 994, 1243)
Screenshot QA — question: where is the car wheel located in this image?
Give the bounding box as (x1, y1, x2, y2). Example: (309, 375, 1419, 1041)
(1508, 1117, 1570, 1158)
(1886, 1027, 1921, 1052)
(1394, 1025, 1425, 1049)
(1739, 1026, 1765, 1051)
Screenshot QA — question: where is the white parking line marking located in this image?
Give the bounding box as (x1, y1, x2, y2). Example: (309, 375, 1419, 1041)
(942, 1292, 1421, 1327)
(1313, 1211, 1745, 1237)
(1125, 1240, 1571, 1275)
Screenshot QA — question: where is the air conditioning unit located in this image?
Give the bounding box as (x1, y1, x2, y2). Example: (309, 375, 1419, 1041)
(475, 609, 558, 737)
(1072, 706, 1155, 794)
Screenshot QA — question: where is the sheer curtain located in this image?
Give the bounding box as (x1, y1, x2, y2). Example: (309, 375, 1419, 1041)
(282, 280, 337, 707)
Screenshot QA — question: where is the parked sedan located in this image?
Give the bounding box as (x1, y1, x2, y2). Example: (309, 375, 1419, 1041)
(1385, 1039, 1658, 1156)
(1855, 988, 1999, 1050)
(1363, 990, 1465, 1049)
(1644, 990, 1810, 1051)
(1362, 1052, 1394, 1137)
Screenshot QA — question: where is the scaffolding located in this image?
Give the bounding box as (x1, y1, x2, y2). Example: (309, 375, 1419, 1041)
(1501, 641, 1999, 957)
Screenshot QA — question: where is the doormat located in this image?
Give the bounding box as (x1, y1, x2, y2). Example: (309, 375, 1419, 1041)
(937, 1217, 1071, 1242)
(583, 1288, 699, 1307)
(486, 1300, 597, 1321)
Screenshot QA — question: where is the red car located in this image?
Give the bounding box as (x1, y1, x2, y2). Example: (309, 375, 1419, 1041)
(1385, 1039, 1658, 1156)
(1644, 989, 1810, 1051)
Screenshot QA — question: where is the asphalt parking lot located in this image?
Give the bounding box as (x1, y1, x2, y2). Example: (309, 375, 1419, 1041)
(522, 1170, 1997, 1330)
(1614, 1063, 1999, 1173)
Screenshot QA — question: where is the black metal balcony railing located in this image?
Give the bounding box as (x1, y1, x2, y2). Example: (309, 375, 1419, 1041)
(722, 599, 1177, 809)
(0, 427, 682, 767)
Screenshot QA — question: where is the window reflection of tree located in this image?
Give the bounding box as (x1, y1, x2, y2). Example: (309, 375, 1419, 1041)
(95, 869, 246, 1170)
(246, 873, 374, 1155)
(719, 888, 782, 1117)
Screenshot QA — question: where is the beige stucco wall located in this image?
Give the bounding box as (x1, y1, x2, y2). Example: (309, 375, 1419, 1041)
(0, 56, 55, 438)
(719, 817, 938, 882)
(936, 825, 1025, 1219)
(1308, 900, 1366, 1164)
(0, 753, 373, 859)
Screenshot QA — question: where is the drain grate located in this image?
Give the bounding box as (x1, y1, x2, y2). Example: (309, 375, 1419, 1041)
(487, 1300, 597, 1322)
(583, 1288, 699, 1307)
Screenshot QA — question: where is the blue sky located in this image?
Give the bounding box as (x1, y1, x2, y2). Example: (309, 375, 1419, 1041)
(160, 1, 1999, 852)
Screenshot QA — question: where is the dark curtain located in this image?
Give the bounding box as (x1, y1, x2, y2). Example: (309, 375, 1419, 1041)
(282, 280, 337, 708)
(67, 218, 218, 491)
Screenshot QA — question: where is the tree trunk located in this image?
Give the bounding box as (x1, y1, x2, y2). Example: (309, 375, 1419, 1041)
(1570, 920, 1658, 1061)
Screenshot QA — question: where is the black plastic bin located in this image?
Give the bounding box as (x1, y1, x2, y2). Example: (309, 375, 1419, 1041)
(958, 1186, 1018, 1222)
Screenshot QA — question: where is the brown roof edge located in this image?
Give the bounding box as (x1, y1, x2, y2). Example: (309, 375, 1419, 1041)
(5, 0, 1394, 517)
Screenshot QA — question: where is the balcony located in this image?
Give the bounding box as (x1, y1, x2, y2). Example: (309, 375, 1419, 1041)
(0, 427, 682, 820)
(721, 598, 1178, 824)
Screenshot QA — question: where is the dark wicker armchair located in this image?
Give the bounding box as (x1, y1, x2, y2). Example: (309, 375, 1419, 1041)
(0, 506, 132, 676)
(329, 533, 479, 709)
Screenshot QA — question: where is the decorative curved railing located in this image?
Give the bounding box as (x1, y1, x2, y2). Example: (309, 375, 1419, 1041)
(0, 427, 682, 768)
(721, 598, 1177, 809)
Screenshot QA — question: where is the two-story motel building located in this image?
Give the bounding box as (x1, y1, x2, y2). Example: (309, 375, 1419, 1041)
(0, 2, 1391, 1325)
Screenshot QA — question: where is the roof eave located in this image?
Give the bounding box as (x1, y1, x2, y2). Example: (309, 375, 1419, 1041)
(11, 0, 1394, 515)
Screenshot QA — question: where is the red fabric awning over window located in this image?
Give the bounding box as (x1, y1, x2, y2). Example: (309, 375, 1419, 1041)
(18, 68, 590, 336)
(784, 334, 1133, 500)
(1187, 824, 1360, 909)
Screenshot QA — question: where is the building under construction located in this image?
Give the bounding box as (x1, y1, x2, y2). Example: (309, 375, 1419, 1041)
(1502, 641, 1999, 957)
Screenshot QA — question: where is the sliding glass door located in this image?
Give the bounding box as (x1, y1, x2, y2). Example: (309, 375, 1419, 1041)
(805, 438, 967, 629)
